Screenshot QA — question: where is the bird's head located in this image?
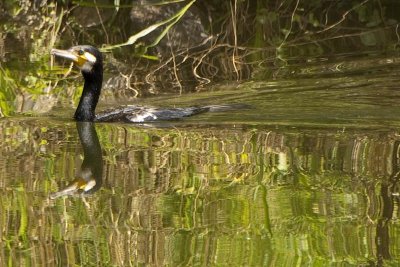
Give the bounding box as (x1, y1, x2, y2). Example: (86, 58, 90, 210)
(51, 45, 102, 74)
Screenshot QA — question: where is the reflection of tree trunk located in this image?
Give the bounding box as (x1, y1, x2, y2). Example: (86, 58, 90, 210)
(375, 141, 400, 264)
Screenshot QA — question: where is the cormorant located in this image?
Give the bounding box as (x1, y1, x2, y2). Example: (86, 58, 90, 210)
(51, 45, 244, 123)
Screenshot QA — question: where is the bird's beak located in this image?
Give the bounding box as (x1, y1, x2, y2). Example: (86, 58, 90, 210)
(51, 48, 96, 69)
(51, 48, 79, 62)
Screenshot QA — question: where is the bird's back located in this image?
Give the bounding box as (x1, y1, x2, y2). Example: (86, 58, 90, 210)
(94, 105, 210, 123)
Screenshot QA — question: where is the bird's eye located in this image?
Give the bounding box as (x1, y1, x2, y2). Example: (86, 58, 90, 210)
(78, 49, 84, 55)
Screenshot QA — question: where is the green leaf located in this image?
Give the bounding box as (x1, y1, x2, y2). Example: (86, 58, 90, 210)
(102, 0, 196, 51)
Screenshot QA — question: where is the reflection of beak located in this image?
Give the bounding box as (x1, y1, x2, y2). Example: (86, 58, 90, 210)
(51, 49, 79, 62)
(50, 177, 96, 199)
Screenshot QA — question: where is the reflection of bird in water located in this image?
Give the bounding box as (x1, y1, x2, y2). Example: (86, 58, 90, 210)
(50, 122, 103, 199)
(51, 45, 248, 123)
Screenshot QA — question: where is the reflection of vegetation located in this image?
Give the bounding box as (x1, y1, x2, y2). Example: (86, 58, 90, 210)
(0, 120, 400, 265)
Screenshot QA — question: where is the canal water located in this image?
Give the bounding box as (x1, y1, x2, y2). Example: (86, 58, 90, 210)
(1, 52, 400, 265)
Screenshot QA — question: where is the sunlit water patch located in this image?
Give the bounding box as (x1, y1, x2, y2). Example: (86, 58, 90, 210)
(136, 65, 400, 128)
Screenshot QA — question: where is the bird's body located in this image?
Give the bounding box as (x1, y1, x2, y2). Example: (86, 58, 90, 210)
(95, 105, 210, 123)
(51, 45, 247, 122)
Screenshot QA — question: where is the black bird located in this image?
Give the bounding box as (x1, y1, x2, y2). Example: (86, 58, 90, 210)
(51, 45, 245, 123)
(50, 122, 103, 199)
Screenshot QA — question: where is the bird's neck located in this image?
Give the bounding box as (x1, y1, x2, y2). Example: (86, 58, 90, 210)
(74, 68, 103, 121)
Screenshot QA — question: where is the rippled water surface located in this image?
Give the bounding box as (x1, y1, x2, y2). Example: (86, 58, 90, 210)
(2, 54, 400, 266)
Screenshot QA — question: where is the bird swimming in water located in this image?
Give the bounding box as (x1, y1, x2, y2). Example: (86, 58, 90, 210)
(51, 45, 246, 123)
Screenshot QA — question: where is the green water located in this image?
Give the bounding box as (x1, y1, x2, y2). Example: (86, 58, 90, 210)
(2, 61, 400, 265)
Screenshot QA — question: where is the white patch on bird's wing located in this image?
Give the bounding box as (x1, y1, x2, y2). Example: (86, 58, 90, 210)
(129, 110, 158, 122)
(84, 52, 97, 63)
